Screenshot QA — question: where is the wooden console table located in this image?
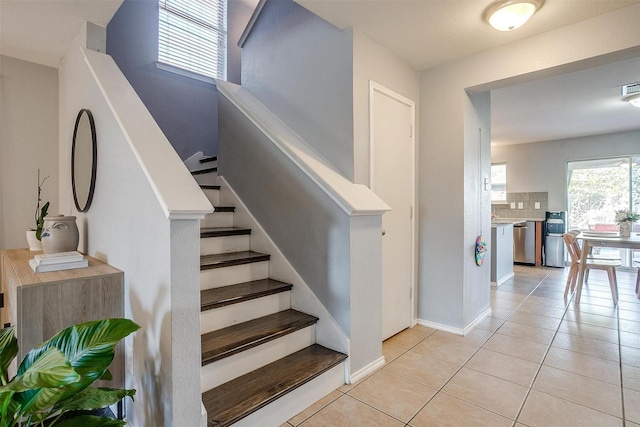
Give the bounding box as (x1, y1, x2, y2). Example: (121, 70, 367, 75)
(0, 248, 124, 387)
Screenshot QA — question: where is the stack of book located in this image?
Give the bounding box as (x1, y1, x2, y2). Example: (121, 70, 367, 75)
(29, 251, 88, 273)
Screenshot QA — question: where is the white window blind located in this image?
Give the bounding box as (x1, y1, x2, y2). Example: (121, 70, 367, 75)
(158, 0, 227, 80)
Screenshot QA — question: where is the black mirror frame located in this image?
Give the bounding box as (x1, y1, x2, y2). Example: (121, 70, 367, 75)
(71, 109, 97, 213)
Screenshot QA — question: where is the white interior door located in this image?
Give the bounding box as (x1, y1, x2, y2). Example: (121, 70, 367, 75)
(370, 82, 415, 340)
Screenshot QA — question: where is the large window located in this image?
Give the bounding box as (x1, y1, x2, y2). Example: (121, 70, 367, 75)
(567, 156, 640, 267)
(158, 0, 227, 80)
(491, 163, 507, 202)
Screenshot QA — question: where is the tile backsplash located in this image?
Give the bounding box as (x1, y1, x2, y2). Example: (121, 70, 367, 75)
(492, 192, 548, 220)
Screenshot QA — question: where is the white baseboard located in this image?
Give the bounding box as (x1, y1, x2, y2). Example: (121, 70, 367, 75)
(348, 356, 385, 384)
(417, 307, 492, 336)
(491, 272, 515, 288)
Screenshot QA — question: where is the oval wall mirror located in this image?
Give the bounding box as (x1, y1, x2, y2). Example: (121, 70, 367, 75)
(71, 109, 97, 212)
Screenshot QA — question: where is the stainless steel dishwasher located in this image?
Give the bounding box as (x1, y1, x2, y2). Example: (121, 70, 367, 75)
(513, 221, 536, 264)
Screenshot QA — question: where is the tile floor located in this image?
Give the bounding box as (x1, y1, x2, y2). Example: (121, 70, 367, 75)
(282, 265, 640, 426)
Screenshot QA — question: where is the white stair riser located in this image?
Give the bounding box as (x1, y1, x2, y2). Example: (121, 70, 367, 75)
(230, 363, 345, 427)
(201, 292, 291, 334)
(200, 326, 315, 392)
(194, 172, 220, 186)
(201, 212, 234, 228)
(200, 234, 250, 255)
(202, 188, 220, 205)
(200, 261, 269, 290)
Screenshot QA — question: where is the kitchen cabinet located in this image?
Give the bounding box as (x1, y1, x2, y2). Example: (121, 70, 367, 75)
(491, 223, 514, 287)
(0, 248, 124, 387)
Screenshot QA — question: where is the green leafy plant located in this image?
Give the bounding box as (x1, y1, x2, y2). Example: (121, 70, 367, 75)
(31, 169, 49, 241)
(34, 202, 49, 242)
(0, 318, 139, 427)
(615, 209, 640, 224)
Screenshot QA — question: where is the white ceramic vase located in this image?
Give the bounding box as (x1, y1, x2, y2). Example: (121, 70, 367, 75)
(41, 215, 79, 253)
(26, 230, 42, 251)
(619, 221, 632, 238)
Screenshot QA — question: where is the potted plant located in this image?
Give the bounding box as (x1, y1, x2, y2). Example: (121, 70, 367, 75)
(0, 318, 139, 426)
(26, 170, 49, 251)
(615, 208, 639, 237)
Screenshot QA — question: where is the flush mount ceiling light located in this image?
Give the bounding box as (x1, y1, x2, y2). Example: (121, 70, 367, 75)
(624, 93, 640, 108)
(622, 83, 640, 108)
(482, 0, 545, 31)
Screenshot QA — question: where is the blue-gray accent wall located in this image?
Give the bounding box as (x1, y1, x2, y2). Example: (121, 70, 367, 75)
(241, 0, 355, 180)
(106, 0, 219, 160)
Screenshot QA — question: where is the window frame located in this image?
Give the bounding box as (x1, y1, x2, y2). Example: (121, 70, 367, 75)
(157, 0, 228, 82)
(491, 163, 507, 203)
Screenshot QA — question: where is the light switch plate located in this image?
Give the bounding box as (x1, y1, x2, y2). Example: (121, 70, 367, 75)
(535, 202, 541, 209)
(510, 202, 516, 209)
(518, 202, 524, 209)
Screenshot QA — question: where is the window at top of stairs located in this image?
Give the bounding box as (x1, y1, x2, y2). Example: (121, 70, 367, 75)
(158, 0, 227, 81)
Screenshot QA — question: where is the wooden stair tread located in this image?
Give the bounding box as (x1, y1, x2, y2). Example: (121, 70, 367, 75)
(211, 206, 235, 213)
(203, 344, 346, 427)
(200, 251, 270, 270)
(201, 309, 318, 365)
(201, 278, 292, 311)
(200, 227, 251, 238)
(200, 185, 221, 190)
(192, 167, 218, 175)
(200, 156, 218, 164)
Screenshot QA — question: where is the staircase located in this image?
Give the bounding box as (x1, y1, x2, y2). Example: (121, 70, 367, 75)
(191, 156, 347, 427)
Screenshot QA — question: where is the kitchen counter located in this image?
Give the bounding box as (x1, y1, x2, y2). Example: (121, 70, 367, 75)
(491, 218, 545, 266)
(491, 223, 514, 287)
(492, 217, 544, 226)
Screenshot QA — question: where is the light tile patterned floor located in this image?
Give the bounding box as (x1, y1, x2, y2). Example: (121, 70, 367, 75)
(282, 265, 640, 426)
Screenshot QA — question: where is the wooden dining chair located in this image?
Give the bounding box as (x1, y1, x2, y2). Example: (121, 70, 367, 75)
(634, 259, 640, 298)
(563, 232, 622, 304)
(567, 229, 621, 284)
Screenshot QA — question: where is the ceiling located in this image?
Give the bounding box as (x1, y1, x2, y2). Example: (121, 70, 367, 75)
(296, 0, 640, 145)
(1, 0, 639, 145)
(0, 0, 122, 69)
(491, 56, 640, 145)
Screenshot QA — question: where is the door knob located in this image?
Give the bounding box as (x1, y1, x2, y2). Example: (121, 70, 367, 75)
(382, 229, 386, 236)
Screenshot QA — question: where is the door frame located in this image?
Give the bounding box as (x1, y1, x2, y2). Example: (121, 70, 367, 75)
(368, 80, 417, 331)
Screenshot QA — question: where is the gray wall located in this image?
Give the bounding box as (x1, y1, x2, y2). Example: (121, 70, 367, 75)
(241, 0, 355, 180)
(491, 131, 640, 212)
(0, 55, 59, 250)
(218, 95, 352, 332)
(227, 0, 260, 84)
(106, 0, 260, 160)
(418, 4, 640, 331)
(106, 0, 218, 160)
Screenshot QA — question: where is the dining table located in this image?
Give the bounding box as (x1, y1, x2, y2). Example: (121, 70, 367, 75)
(575, 231, 640, 304)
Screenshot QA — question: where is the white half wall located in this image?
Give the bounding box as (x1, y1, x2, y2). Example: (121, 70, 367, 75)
(0, 55, 59, 250)
(59, 26, 203, 427)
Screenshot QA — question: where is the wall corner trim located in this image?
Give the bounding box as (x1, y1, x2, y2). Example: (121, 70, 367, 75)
(238, 0, 267, 48)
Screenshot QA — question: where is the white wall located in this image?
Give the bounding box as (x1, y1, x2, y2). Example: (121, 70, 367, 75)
(0, 55, 59, 250)
(491, 131, 640, 212)
(352, 29, 420, 186)
(419, 4, 640, 330)
(59, 26, 204, 426)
